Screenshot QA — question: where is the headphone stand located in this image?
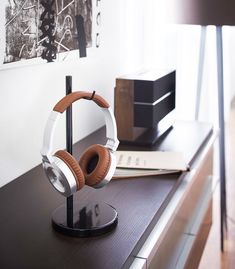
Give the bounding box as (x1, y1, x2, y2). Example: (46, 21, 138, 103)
(51, 76, 118, 237)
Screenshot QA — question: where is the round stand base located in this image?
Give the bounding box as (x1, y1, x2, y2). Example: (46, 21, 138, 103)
(52, 201, 118, 237)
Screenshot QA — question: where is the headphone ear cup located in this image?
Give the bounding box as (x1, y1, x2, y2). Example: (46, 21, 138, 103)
(79, 144, 111, 187)
(54, 150, 85, 190)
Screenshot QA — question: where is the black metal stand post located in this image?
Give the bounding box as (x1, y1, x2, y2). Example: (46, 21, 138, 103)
(66, 76, 74, 228)
(51, 76, 118, 237)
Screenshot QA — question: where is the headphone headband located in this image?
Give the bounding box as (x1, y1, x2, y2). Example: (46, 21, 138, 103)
(54, 91, 109, 113)
(41, 91, 119, 163)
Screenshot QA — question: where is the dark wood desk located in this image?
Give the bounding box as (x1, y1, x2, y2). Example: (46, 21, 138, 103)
(0, 121, 213, 269)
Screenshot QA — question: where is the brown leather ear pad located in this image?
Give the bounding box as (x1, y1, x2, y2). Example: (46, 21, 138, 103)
(54, 150, 85, 190)
(79, 144, 111, 186)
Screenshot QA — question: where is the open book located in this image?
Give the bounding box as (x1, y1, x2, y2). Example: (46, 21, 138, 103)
(113, 150, 189, 179)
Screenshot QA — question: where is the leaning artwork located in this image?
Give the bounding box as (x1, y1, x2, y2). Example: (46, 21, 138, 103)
(4, 0, 93, 64)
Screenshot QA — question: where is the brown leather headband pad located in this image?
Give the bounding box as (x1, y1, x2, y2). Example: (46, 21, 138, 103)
(53, 91, 109, 113)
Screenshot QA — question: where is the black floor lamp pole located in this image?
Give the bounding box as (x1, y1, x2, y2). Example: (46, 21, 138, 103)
(216, 26, 227, 252)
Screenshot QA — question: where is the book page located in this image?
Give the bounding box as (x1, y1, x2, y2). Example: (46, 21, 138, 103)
(115, 151, 188, 171)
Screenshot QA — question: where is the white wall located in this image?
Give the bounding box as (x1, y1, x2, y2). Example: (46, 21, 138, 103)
(0, 0, 145, 187)
(227, 27, 235, 100)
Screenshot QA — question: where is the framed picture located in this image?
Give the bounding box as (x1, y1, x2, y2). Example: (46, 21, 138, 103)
(1, 0, 102, 69)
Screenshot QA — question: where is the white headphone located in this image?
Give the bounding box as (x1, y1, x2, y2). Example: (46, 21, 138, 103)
(41, 91, 119, 197)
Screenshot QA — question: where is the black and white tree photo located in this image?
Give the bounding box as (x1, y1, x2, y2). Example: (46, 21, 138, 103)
(4, 0, 93, 64)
